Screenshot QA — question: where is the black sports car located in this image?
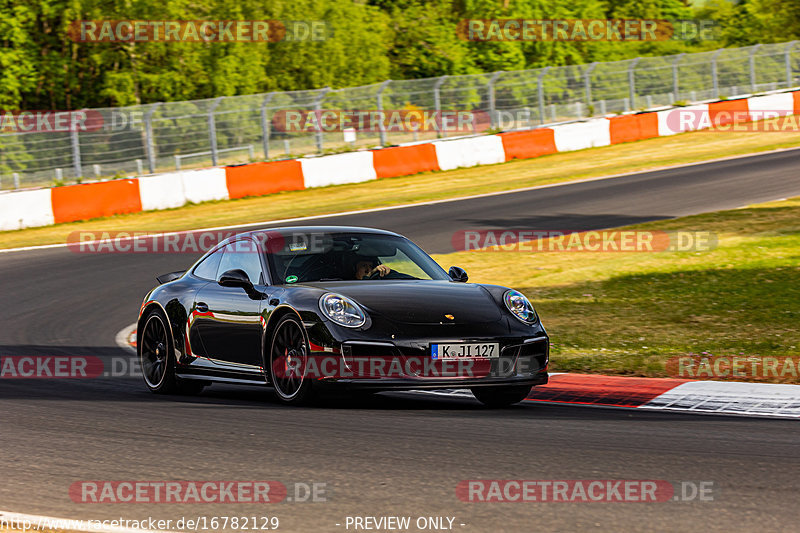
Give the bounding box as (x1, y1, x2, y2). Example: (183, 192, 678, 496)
(137, 227, 549, 406)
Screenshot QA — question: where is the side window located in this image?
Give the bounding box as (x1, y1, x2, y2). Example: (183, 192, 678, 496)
(193, 247, 224, 280)
(217, 240, 265, 285)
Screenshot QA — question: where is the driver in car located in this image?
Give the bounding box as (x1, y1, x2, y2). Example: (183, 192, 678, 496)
(353, 257, 391, 280)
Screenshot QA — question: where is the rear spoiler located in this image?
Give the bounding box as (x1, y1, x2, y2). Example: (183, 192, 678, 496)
(156, 271, 186, 284)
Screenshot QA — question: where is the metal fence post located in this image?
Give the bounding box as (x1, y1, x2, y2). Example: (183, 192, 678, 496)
(260, 93, 274, 160)
(70, 120, 82, 179)
(583, 62, 597, 115)
(144, 103, 161, 174)
(628, 57, 641, 110)
(13, 172, 20, 189)
(376, 80, 391, 146)
(672, 53, 685, 102)
(785, 41, 798, 87)
(711, 48, 725, 98)
(208, 97, 224, 166)
(749, 44, 761, 93)
(487, 71, 502, 129)
(537, 67, 551, 125)
(314, 88, 330, 153)
(433, 76, 447, 138)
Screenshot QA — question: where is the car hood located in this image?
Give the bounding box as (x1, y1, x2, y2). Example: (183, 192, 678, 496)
(305, 280, 502, 325)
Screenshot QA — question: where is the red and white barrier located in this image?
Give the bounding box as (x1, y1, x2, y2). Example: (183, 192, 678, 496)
(2, 89, 799, 230)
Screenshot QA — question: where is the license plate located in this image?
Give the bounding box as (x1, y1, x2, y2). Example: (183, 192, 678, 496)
(431, 343, 500, 360)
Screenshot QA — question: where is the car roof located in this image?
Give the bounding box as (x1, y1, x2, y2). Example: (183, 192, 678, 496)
(236, 226, 404, 239)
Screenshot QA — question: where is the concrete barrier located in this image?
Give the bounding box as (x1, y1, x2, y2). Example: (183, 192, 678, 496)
(747, 92, 795, 121)
(300, 151, 376, 188)
(51, 179, 142, 224)
(181, 168, 229, 204)
(373, 144, 440, 178)
(708, 98, 750, 127)
(225, 160, 304, 199)
(499, 129, 557, 160)
(433, 135, 506, 170)
(138, 173, 187, 211)
(657, 104, 710, 136)
(609, 113, 659, 144)
(0, 189, 54, 231)
(552, 119, 611, 152)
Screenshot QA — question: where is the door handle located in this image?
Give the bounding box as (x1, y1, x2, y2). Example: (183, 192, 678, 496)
(196, 302, 209, 312)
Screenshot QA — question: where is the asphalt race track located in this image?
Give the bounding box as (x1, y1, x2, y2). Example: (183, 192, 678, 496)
(2, 149, 800, 532)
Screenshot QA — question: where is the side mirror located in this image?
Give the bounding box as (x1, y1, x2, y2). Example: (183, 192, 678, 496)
(449, 266, 468, 283)
(219, 269, 254, 290)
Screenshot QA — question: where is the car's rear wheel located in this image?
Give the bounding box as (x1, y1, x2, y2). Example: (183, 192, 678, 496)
(139, 308, 205, 395)
(268, 314, 315, 405)
(471, 385, 532, 408)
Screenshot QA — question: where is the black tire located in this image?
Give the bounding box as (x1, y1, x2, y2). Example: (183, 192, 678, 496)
(267, 314, 315, 405)
(471, 385, 532, 408)
(139, 308, 205, 395)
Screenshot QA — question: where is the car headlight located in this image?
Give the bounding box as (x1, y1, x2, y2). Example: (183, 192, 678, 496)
(319, 293, 366, 328)
(503, 289, 538, 324)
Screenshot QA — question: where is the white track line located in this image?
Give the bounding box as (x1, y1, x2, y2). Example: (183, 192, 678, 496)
(3, 146, 800, 255)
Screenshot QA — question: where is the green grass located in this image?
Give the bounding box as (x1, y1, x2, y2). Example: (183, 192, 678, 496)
(431, 197, 800, 382)
(3, 123, 800, 250)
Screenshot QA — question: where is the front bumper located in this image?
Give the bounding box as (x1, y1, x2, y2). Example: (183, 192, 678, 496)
(305, 334, 549, 391)
(319, 371, 549, 391)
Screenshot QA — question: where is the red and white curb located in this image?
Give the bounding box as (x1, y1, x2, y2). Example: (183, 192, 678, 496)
(115, 324, 800, 418)
(0, 510, 177, 533)
(416, 374, 800, 419)
(114, 323, 137, 355)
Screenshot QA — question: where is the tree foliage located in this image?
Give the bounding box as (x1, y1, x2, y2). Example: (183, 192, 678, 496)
(0, 0, 795, 110)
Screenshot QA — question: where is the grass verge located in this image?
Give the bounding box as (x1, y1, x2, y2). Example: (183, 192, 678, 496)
(431, 197, 800, 382)
(2, 126, 800, 250)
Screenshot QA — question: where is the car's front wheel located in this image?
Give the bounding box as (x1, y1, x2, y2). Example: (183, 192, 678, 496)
(139, 308, 205, 395)
(268, 314, 315, 405)
(471, 385, 532, 408)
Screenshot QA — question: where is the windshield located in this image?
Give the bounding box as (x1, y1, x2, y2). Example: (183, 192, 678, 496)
(262, 231, 450, 284)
